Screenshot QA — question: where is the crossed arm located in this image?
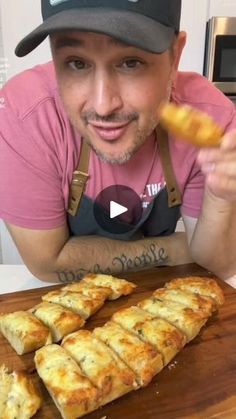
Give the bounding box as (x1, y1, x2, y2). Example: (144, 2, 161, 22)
(6, 222, 192, 283)
(6, 189, 236, 283)
(6, 131, 236, 283)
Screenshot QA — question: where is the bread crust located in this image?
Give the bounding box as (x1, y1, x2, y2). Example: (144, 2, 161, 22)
(112, 306, 186, 365)
(165, 276, 225, 309)
(138, 298, 208, 342)
(82, 274, 137, 300)
(0, 364, 42, 419)
(159, 102, 224, 147)
(42, 290, 104, 319)
(29, 302, 85, 342)
(93, 321, 163, 387)
(0, 311, 52, 355)
(62, 281, 112, 300)
(153, 287, 214, 316)
(62, 329, 138, 405)
(35, 344, 100, 419)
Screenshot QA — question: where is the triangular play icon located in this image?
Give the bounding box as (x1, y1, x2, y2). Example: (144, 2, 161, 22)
(110, 201, 128, 219)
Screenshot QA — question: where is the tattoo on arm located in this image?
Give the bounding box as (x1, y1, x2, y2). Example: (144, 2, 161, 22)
(54, 243, 169, 283)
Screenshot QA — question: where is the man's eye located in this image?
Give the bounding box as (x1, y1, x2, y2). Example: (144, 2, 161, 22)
(67, 60, 89, 70)
(121, 59, 144, 69)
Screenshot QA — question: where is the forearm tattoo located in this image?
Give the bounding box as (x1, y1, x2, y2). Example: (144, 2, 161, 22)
(55, 243, 169, 283)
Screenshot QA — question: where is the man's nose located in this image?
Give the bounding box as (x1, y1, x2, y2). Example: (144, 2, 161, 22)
(91, 71, 123, 116)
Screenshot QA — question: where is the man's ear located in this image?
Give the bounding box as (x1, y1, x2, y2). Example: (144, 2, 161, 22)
(172, 31, 187, 73)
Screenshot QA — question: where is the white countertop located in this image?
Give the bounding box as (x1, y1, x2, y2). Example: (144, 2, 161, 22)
(0, 265, 57, 295)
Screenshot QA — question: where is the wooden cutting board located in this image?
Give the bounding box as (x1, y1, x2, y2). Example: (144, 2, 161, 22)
(1, 263, 236, 419)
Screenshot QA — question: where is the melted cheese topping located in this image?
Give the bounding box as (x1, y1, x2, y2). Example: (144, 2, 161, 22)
(153, 288, 214, 315)
(62, 282, 112, 300)
(138, 298, 207, 342)
(93, 321, 163, 387)
(42, 290, 104, 319)
(35, 345, 99, 418)
(82, 274, 136, 300)
(29, 302, 84, 342)
(0, 365, 41, 419)
(62, 330, 137, 404)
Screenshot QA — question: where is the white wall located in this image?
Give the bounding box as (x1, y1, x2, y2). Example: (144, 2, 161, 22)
(1, 0, 51, 81)
(209, 0, 236, 16)
(180, 0, 209, 74)
(0, 221, 23, 264)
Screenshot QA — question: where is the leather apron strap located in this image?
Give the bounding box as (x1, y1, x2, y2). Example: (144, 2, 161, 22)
(156, 125, 182, 208)
(67, 127, 182, 216)
(67, 140, 90, 216)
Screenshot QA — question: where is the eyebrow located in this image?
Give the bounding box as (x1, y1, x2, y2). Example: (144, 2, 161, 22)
(53, 35, 132, 50)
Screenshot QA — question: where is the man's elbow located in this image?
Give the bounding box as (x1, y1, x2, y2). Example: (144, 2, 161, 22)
(25, 261, 59, 283)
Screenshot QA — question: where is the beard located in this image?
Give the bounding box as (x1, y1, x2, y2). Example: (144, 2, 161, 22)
(68, 111, 159, 165)
(83, 119, 158, 164)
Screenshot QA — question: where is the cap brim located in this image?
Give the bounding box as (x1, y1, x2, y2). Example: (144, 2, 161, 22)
(15, 8, 175, 57)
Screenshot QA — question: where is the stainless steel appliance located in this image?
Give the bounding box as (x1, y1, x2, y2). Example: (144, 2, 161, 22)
(204, 17, 236, 96)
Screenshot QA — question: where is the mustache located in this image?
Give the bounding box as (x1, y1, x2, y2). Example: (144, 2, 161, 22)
(81, 111, 139, 124)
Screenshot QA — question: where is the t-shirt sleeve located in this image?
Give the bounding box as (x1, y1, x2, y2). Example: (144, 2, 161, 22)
(0, 89, 67, 230)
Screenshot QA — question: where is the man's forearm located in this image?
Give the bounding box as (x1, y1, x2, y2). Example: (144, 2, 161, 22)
(190, 190, 236, 279)
(47, 232, 191, 283)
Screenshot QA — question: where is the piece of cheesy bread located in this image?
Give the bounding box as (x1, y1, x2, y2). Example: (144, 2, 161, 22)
(0, 365, 12, 416)
(29, 302, 85, 342)
(93, 321, 163, 387)
(62, 281, 112, 300)
(0, 311, 52, 355)
(35, 344, 100, 419)
(159, 102, 223, 148)
(62, 329, 138, 405)
(82, 274, 137, 300)
(153, 288, 214, 316)
(42, 290, 104, 319)
(0, 364, 42, 419)
(165, 276, 225, 309)
(138, 298, 208, 342)
(112, 306, 186, 365)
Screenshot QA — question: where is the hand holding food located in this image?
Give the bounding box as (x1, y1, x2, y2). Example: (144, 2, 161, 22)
(159, 102, 224, 147)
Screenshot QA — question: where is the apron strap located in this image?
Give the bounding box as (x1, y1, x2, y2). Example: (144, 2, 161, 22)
(67, 140, 90, 216)
(67, 126, 182, 216)
(157, 125, 182, 207)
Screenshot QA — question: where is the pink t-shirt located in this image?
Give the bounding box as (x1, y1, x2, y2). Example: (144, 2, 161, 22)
(0, 62, 235, 230)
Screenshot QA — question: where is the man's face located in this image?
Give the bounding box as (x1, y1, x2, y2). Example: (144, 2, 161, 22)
(51, 31, 185, 164)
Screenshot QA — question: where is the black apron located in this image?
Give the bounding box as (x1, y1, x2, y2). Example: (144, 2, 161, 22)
(67, 127, 182, 240)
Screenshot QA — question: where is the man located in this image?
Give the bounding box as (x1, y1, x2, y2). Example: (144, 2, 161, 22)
(0, 0, 236, 283)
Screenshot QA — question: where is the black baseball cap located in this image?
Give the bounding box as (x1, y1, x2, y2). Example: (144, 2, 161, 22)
(15, 0, 182, 57)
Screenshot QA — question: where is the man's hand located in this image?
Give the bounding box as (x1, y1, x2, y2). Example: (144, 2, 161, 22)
(197, 130, 236, 202)
(190, 130, 236, 279)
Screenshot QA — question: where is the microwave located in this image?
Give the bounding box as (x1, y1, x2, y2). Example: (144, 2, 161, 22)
(204, 17, 236, 96)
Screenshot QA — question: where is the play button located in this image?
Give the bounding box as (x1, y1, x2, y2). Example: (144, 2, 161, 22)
(93, 185, 143, 235)
(110, 201, 128, 219)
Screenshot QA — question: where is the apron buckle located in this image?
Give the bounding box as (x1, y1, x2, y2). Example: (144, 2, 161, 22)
(67, 170, 89, 216)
